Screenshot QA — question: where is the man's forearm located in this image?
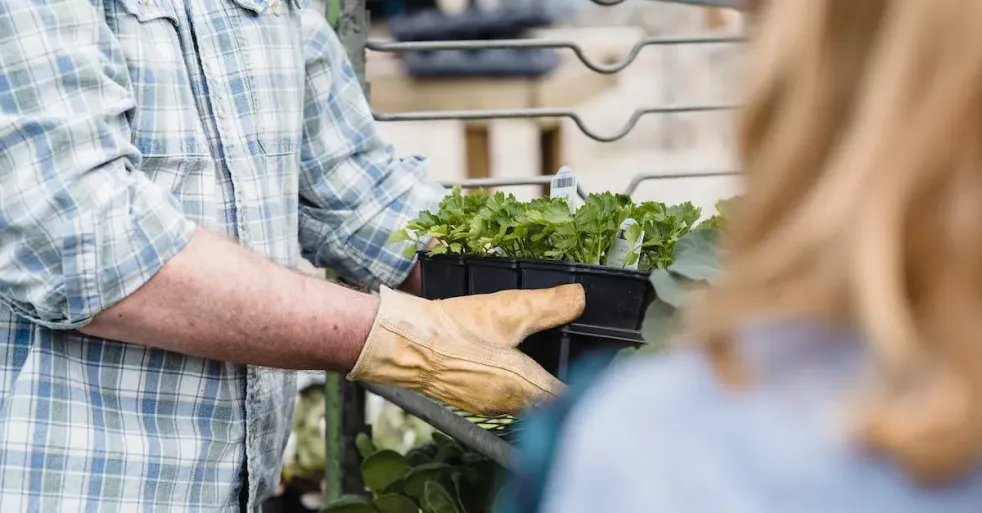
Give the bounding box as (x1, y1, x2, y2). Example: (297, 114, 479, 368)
(80, 228, 378, 371)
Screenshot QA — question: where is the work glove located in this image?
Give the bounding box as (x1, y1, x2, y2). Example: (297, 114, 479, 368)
(347, 284, 585, 416)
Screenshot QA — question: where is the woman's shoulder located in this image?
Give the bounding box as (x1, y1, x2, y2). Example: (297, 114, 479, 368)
(498, 322, 982, 513)
(497, 347, 726, 513)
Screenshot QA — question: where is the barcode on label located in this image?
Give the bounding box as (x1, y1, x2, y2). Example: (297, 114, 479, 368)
(553, 177, 575, 189)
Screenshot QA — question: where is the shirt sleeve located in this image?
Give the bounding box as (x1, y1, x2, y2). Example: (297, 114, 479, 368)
(297, 8, 447, 290)
(0, 0, 195, 330)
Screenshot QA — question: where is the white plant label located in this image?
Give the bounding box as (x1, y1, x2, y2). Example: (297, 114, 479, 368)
(606, 218, 643, 270)
(550, 166, 579, 212)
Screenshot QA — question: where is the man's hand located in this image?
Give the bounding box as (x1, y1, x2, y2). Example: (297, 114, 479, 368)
(397, 238, 438, 296)
(397, 263, 423, 296)
(348, 284, 586, 416)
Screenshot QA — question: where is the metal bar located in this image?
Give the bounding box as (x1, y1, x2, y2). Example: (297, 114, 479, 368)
(621, 170, 738, 195)
(362, 384, 514, 470)
(327, 0, 340, 28)
(438, 175, 588, 199)
(322, 374, 343, 502)
(367, 35, 743, 75)
(326, 0, 372, 500)
(440, 170, 739, 196)
(374, 104, 736, 143)
(652, 0, 745, 8)
(323, 373, 370, 497)
(336, 0, 370, 94)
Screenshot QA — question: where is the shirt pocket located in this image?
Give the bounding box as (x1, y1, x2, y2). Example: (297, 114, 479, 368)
(110, 0, 212, 159)
(227, 0, 305, 157)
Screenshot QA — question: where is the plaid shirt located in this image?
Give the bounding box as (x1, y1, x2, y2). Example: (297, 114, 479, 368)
(0, 0, 445, 510)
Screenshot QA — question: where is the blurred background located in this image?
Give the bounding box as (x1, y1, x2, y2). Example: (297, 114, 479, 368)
(280, 1, 744, 511)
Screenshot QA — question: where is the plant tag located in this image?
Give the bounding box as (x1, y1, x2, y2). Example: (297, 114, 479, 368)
(606, 218, 643, 270)
(550, 166, 579, 212)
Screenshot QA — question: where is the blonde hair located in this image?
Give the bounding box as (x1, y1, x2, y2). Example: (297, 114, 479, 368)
(693, 0, 982, 482)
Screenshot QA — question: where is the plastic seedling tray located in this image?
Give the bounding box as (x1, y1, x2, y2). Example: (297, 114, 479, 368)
(522, 328, 643, 381)
(466, 256, 519, 295)
(518, 330, 566, 377)
(418, 254, 652, 379)
(418, 253, 468, 299)
(518, 260, 653, 333)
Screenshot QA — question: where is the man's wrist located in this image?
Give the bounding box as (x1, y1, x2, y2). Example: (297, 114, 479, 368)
(396, 238, 439, 296)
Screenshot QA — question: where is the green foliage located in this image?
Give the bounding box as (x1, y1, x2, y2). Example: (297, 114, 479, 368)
(635, 227, 725, 353)
(322, 429, 503, 513)
(374, 494, 419, 513)
(322, 495, 377, 513)
(356, 433, 378, 459)
(361, 450, 409, 493)
(390, 186, 728, 271)
(631, 200, 702, 270)
(284, 386, 327, 483)
(695, 196, 737, 232)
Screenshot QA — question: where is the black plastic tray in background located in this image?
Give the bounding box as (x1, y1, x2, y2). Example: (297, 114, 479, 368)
(387, 7, 554, 42)
(402, 49, 560, 79)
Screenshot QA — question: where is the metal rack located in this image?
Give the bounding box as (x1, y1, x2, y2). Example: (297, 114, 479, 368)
(324, 0, 744, 498)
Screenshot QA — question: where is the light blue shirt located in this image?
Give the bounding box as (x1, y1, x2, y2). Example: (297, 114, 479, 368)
(536, 322, 982, 513)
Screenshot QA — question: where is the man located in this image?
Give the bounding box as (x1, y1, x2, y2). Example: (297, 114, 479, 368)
(0, 0, 583, 510)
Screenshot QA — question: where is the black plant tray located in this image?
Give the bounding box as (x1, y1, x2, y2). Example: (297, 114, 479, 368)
(387, 7, 554, 42)
(418, 254, 467, 299)
(403, 48, 560, 79)
(417, 252, 653, 380)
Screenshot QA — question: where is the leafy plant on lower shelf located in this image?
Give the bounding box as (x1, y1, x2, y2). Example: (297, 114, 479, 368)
(390, 186, 727, 272)
(322, 432, 502, 513)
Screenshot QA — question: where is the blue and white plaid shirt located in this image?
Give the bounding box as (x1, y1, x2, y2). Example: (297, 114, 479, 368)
(0, 0, 445, 510)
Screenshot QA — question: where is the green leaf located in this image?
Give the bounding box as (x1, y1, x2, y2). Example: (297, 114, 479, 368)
(382, 478, 407, 497)
(648, 269, 688, 309)
(355, 433, 377, 459)
(428, 244, 448, 256)
(416, 441, 440, 459)
(456, 460, 498, 513)
(668, 229, 722, 283)
(405, 447, 433, 467)
(431, 432, 461, 451)
(388, 230, 411, 243)
(373, 494, 418, 513)
(422, 481, 461, 513)
(361, 450, 410, 494)
(322, 495, 378, 513)
(640, 298, 678, 350)
(404, 463, 454, 500)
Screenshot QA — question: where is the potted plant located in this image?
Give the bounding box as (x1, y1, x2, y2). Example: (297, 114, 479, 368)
(389, 187, 729, 380)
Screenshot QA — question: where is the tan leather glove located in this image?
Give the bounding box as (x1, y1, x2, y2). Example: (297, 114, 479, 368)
(347, 284, 585, 416)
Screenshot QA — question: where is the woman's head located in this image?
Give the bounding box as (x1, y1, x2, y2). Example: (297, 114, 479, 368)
(696, 0, 982, 482)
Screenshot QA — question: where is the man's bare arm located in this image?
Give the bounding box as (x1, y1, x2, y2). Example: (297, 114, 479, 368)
(80, 228, 378, 371)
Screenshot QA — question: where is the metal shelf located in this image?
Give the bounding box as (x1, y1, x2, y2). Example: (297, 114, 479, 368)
(361, 384, 516, 470)
(368, 34, 743, 75)
(331, 0, 745, 473)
